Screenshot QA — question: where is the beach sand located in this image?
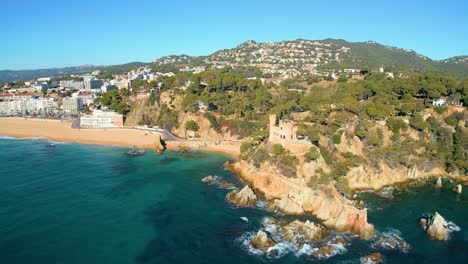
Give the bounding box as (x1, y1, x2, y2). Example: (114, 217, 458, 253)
(0, 118, 240, 157)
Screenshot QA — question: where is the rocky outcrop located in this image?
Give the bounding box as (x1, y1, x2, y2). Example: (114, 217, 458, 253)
(225, 161, 376, 239)
(453, 184, 462, 194)
(420, 212, 449, 240)
(202, 175, 236, 189)
(281, 220, 326, 242)
(252, 230, 276, 250)
(346, 162, 448, 191)
(371, 231, 410, 252)
(267, 195, 304, 215)
(435, 177, 443, 188)
(361, 252, 383, 264)
(153, 134, 166, 153)
(226, 185, 257, 207)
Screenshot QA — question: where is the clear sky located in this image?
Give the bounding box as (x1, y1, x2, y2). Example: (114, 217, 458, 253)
(2, 0, 467, 70)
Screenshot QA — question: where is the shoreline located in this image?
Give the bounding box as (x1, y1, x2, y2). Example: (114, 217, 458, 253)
(0, 118, 240, 159)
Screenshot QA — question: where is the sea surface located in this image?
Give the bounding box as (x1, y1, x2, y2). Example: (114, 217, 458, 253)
(0, 137, 467, 263)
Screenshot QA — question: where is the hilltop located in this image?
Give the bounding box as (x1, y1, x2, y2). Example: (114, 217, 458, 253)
(2, 39, 467, 84)
(155, 39, 468, 78)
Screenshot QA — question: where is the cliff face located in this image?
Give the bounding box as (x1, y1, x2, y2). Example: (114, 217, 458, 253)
(226, 161, 376, 239)
(346, 163, 448, 191)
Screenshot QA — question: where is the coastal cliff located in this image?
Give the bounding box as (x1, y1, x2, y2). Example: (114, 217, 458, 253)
(226, 160, 376, 239)
(346, 163, 448, 191)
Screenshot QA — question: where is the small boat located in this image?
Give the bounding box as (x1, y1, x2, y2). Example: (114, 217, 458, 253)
(127, 149, 145, 156)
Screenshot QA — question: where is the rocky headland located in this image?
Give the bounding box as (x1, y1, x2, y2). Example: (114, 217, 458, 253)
(225, 161, 376, 240)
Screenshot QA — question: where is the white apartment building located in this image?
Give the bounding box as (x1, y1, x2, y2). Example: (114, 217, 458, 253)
(61, 97, 83, 113)
(79, 110, 124, 128)
(60, 80, 84, 90)
(0, 96, 58, 115)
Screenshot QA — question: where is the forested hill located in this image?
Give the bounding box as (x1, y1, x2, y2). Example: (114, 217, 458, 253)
(155, 39, 468, 78)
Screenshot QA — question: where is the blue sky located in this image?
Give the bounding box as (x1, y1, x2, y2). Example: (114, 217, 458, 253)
(2, 0, 467, 70)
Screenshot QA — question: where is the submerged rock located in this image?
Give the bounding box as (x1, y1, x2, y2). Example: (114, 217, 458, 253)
(311, 245, 339, 259)
(453, 184, 462, 194)
(421, 212, 449, 240)
(435, 177, 442, 188)
(252, 230, 276, 250)
(219, 182, 236, 189)
(201, 175, 220, 183)
(202, 175, 236, 189)
(226, 185, 257, 207)
(371, 230, 410, 252)
(361, 252, 383, 264)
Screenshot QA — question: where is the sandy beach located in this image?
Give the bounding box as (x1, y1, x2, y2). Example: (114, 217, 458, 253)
(0, 118, 240, 157)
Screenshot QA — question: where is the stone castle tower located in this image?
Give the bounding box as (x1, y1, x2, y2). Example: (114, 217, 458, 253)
(269, 114, 297, 145)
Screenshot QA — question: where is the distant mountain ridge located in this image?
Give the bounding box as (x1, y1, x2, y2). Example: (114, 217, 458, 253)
(2, 39, 467, 83)
(0, 62, 150, 84)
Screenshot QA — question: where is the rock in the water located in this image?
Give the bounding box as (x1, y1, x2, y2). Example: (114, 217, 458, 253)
(252, 230, 276, 250)
(281, 220, 327, 243)
(311, 245, 339, 259)
(419, 218, 427, 228)
(421, 212, 449, 240)
(361, 252, 383, 264)
(219, 182, 236, 189)
(453, 184, 462, 194)
(372, 232, 410, 252)
(153, 134, 166, 153)
(226, 185, 257, 207)
(435, 177, 442, 188)
(201, 175, 219, 183)
(330, 236, 351, 247)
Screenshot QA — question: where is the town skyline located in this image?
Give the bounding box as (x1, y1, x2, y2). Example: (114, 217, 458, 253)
(3, 0, 467, 70)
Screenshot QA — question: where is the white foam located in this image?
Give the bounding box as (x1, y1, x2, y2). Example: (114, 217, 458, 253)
(296, 243, 313, 256)
(371, 228, 410, 253)
(266, 242, 296, 258)
(445, 221, 461, 232)
(0, 136, 18, 140)
(256, 200, 266, 209)
(240, 217, 248, 223)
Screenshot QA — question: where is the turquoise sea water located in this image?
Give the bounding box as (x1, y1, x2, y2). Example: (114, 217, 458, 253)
(0, 137, 466, 263)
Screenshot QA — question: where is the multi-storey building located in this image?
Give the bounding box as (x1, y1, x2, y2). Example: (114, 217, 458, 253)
(79, 110, 124, 128)
(61, 97, 83, 113)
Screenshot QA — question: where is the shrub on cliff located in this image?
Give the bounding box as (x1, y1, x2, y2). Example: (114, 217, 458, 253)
(272, 144, 285, 156)
(304, 147, 321, 162)
(332, 131, 343, 145)
(434, 106, 448, 115)
(387, 117, 409, 134)
(409, 113, 426, 131)
(444, 111, 465, 127)
(335, 177, 351, 195)
(277, 154, 298, 178)
(251, 148, 269, 168)
(204, 112, 220, 132)
(240, 141, 255, 160)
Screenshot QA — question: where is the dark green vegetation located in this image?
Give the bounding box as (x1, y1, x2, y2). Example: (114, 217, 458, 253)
(93, 89, 131, 114)
(98, 65, 467, 183)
